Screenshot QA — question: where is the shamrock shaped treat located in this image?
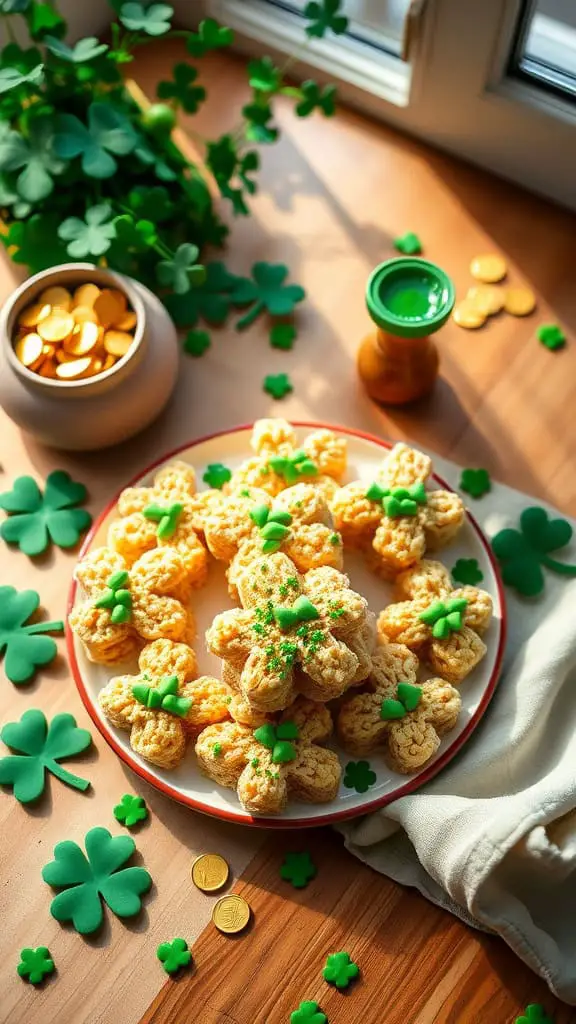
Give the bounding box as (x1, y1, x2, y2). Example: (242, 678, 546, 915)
(69, 546, 195, 664)
(206, 551, 372, 712)
(17, 946, 55, 984)
(196, 695, 341, 815)
(337, 644, 461, 773)
(204, 482, 343, 598)
(0, 709, 91, 803)
(291, 1002, 327, 1024)
(114, 794, 148, 827)
(331, 443, 464, 579)
(323, 950, 359, 989)
(377, 560, 493, 684)
(516, 1006, 554, 1024)
(99, 639, 230, 770)
(343, 759, 377, 793)
(156, 937, 192, 975)
(280, 851, 317, 888)
(226, 418, 347, 500)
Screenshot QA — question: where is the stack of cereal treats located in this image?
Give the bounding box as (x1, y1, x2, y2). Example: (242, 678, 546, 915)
(69, 419, 494, 817)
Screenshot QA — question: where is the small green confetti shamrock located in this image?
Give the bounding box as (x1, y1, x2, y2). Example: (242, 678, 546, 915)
(184, 329, 211, 357)
(186, 17, 234, 57)
(0, 709, 91, 802)
(270, 323, 297, 350)
(264, 373, 293, 400)
(156, 937, 192, 975)
(231, 262, 305, 330)
(157, 63, 206, 113)
(269, 450, 318, 485)
(119, 2, 173, 35)
(304, 0, 349, 38)
(380, 682, 423, 720)
(0, 587, 63, 684)
(17, 946, 55, 984)
(42, 826, 152, 934)
(394, 231, 422, 255)
(114, 794, 148, 828)
(516, 1006, 554, 1024)
(295, 81, 337, 117)
(143, 502, 183, 540)
(132, 675, 192, 718)
(250, 503, 292, 553)
(156, 242, 206, 295)
(0, 470, 92, 556)
(203, 463, 232, 489)
(459, 468, 491, 499)
(537, 324, 565, 351)
(272, 595, 319, 631)
(492, 506, 576, 597)
(419, 598, 467, 638)
(366, 480, 427, 517)
(290, 1001, 327, 1024)
(343, 760, 376, 794)
(280, 851, 317, 889)
(94, 571, 132, 624)
(253, 722, 299, 763)
(452, 558, 484, 586)
(322, 951, 359, 989)
(58, 202, 115, 259)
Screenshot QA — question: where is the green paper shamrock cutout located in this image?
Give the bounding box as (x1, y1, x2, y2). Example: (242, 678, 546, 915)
(516, 1006, 554, 1024)
(94, 570, 132, 624)
(42, 826, 152, 935)
(270, 323, 297, 349)
(0, 116, 65, 202)
(132, 675, 192, 718)
(0, 63, 43, 95)
(0, 709, 91, 803)
(322, 950, 359, 988)
(492, 506, 576, 597)
(232, 262, 305, 330)
(419, 598, 468, 639)
(365, 480, 427, 517)
(264, 373, 293, 400)
(272, 595, 319, 631)
(184, 329, 211, 357)
(269, 450, 318, 485)
(4, 212, 69, 273)
(460, 468, 491, 499)
(157, 937, 192, 974)
(248, 56, 282, 94)
(54, 102, 137, 179)
(157, 242, 206, 295)
(241, 101, 278, 145)
(291, 1001, 327, 1024)
(186, 17, 234, 56)
(127, 185, 174, 222)
(44, 35, 108, 63)
(380, 682, 423, 721)
(0, 587, 63, 684)
(58, 203, 115, 259)
(157, 63, 206, 113)
(394, 231, 422, 255)
(537, 324, 565, 351)
(250, 503, 292, 553)
(164, 261, 241, 327)
(296, 81, 337, 117)
(343, 760, 376, 794)
(143, 502, 183, 540)
(304, 0, 349, 38)
(114, 794, 148, 828)
(452, 558, 484, 586)
(17, 946, 55, 984)
(253, 721, 298, 763)
(203, 463, 231, 489)
(119, 2, 173, 35)
(280, 851, 317, 889)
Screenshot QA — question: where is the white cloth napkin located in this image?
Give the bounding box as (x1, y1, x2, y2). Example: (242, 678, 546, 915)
(338, 457, 576, 1005)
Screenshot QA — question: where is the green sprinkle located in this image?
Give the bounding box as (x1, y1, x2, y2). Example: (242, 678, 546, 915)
(330, 532, 340, 545)
(213, 743, 222, 756)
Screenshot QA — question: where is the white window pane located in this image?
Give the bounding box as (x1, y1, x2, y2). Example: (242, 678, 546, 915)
(264, 0, 411, 55)
(518, 0, 576, 97)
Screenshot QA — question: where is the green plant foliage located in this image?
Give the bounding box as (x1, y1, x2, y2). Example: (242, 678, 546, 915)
(3, 212, 69, 272)
(242, 100, 278, 144)
(44, 35, 108, 63)
(118, 2, 173, 35)
(27, 2, 66, 40)
(248, 56, 282, 94)
(295, 81, 336, 117)
(156, 242, 206, 294)
(0, 63, 43, 94)
(163, 261, 241, 326)
(54, 102, 137, 178)
(232, 262, 306, 329)
(304, 0, 349, 38)
(0, 116, 64, 201)
(0, 0, 30, 12)
(157, 62, 206, 113)
(186, 17, 234, 57)
(58, 203, 115, 258)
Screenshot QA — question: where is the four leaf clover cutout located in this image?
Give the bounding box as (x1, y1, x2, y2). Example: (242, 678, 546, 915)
(0, 470, 92, 556)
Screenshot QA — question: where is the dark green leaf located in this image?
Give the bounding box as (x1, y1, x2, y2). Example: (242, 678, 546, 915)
(0, 43, 42, 73)
(248, 56, 281, 94)
(113, 213, 156, 250)
(54, 102, 137, 179)
(127, 184, 173, 221)
(156, 242, 205, 294)
(27, 2, 66, 40)
(295, 80, 336, 117)
(157, 63, 205, 113)
(3, 213, 70, 272)
(231, 262, 305, 329)
(304, 0, 348, 38)
(163, 261, 240, 327)
(186, 18, 233, 57)
(242, 101, 278, 144)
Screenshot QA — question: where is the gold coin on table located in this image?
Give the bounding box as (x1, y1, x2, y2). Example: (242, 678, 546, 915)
(94, 288, 126, 327)
(38, 285, 72, 311)
(453, 300, 486, 329)
(55, 356, 93, 380)
(115, 310, 138, 332)
(104, 329, 133, 357)
(15, 332, 43, 367)
(71, 304, 99, 325)
(466, 285, 505, 316)
(192, 853, 230, 893)
(73, 282, 101, 308)
(470, 253, 507, 283)
(38, 311, 75, 344)
(212, 894, 251, 935)
(17, 302, 52, 328)
(504, 286, 536, 317)
(64, 320, 100, 356)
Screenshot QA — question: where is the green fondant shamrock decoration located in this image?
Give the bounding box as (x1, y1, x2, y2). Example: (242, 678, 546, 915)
(419, 598, 467, 639)
(157, 63, 206, 113)
(232, 262, 305, 330)
(304, 0, 349, 38)
(269, 450, 318, 485)
(452, 558, 484, 586)
(157, 937, 192, 975)
(42, 826, 152, 935)
(0, 709, 91, 803)
(459, 468, 491, 499)
(380, 682, 423, 721)
(290, 1001, 327, 1024)
(132, 675, 192, 718)
(272, 595, 319, 631)
(366, 480, 427, 517)
(295, 81, 337, 117)
(118, 2, 173, 35)
(184, 329, 211, 356)
(0, 470, 92, 556)
(186, 17, 234, 57)
(203, 463, 232, 489)
(250, 503, 292, 553)
(156, 242, 206, 295)
(264, 373, 293, 400)
(143, 502, 184, 540)
(537, 324, 565, 351)
(343, 760, 376, 794)
(253, 721, 299, 763)
(280, 851, 317, 889)
(492, 506, 576, 597)
(17, 946, 55, 984)
(0, 587, 63, 684)
(394, 231, 422, 255)
(322, 950, 360, 989)
(58, 203, 115, 259)
(516, 1006, 554, 1024)
(94, 571, 132, 625)
(114, 794, 148, 828)
(270, 323, 297, 350)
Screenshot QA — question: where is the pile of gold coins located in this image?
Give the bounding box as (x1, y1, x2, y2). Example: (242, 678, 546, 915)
(191, 853, 252, 936)
(453, 253, 537, 330)
(13, 282, 138, 381)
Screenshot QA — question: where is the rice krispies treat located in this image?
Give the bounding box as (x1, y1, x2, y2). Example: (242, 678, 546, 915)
(195, 695, 341, 815)
(377, 560, 493, 684)
(337, 644, 461, 773)
(331, 443, 465, 578)
(69, 546, 195, 665)
(206, 552, 371, 713)
(99, 639, 231, 770)
(225, 419, 347, 500)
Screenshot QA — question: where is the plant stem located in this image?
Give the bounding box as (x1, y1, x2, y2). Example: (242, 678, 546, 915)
(46, 760, 90, 792)
(236, 300, 263, 331)
(23, 620, 64, 635)
(540, 556, 576, 576)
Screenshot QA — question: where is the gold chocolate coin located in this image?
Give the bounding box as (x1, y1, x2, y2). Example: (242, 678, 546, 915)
(15, 332, 43, 367)
(71, 304, 99, 325)
(73, 282, 101, 308)
(17, 302, 52, 328)
(55, 356, 93, 380)
(38, 285, 72, 311)
(212, 894, 251, 935)
(470, 254, 507, 283)
(39, 359, 58, 378)
(64, 321, 100, 357)
(192, 853, 230, 893)
(466, 285, 504, 316)
(94, 288, 126, 327)
(104, 329, 133, 357)
(38, 311, 75, 344)
(504, 286, 536, 317)
(115, 310, 138, 331)
(453, 300, 486, 329)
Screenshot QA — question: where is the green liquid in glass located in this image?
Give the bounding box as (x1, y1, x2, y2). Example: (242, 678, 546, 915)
(381, 275, 444, 322)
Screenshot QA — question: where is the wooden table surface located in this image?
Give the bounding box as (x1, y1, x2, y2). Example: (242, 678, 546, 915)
(1, 42, 576, 1024)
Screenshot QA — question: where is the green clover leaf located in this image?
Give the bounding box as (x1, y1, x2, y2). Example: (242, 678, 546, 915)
(231, 262, 305, 330)
(203, 463, 231, 489)
(0, 0, 30, 11)
(17, 946, 55, 984)
(516, 1006, 554, 1024)
(0, 174, 31, 218)
(343, 760, 376, 793)
(42, 826, 152, 935)
(111, 213, 156, 254)
(58, 203, 116, 259)
(119, 2, 173, 35)
(94, 570, 132, 624)
(492, 506, 576, 596)
(0, 63, 44, 94)
(460, 467, 491, 498)
(3, 212, 69, 273)
(157, 937, 192, 974)
(0, 709, 91, 802)
(206, 135, 259, 216)
(250, 503, 292, 553)
(44, 35, 108, 63)
(270, 323, 297, 349)
(273, 596, 318, 631)
(248, 56, 282, 94)
(157, 63, 206, 113)
(295, 81, 336, 117)
(0, 587, 63, 684)
(0, 471, 92, 556)
(290, 1001, 327, 1024)
(114, 794, 148, 828)
(380, 682, 422, 720)
(127, 185, 174, 222)
(365, 480, 427, 517)
(164, 261, 241, 327)
(537, 324, 565, 351)
(0, 43, 43, 74)
(253, 722, 298, 763)
(394, 231, 422, 255)
(132, 675, 192, 717)
(27, 2, 66, 40)
(452, 558, 484, 586)
(0, 116, 65, 202)
(280, 851, 317, 889)
(143, 502, 183, 539)
(419, 598, 467, 638)
(54, 102, 137, 179)
(269, 451, 318, 485)
(322, 950, 360, 988)
(184, 329, 211, 357)
(186, 18, 234, 57)
(241, 100, 278, 144)
(156, 242, 206, 295)
(304, 0, 349, 38)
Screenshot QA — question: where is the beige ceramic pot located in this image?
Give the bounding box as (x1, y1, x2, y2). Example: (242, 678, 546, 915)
(0, 263, 179, 451)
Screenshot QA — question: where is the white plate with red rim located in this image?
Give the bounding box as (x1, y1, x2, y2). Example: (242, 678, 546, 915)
(68, 422, 507, 829)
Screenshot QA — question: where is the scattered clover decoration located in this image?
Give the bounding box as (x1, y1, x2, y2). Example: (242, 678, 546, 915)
(157, 63, 206, 114)
(419, 598, 468, 638)
(264, 373, 293, 400)
(42, 826, 152, 935)
(492, 506, 576, 597)
(537, 324, 565, 351)
(94, 570, 132, 624)
(343, 760, 376, 794)
(114, 794, 149, 828)
(516, 1006, 554, 1024)
(0, 470, 92, 556)
(203, 463, 232, 489)
(0, 709, 91, 803)
(253, 721, 299, 763)
(270, 323, 297, 350)
(295, 81, 336, 117)
(118, 2, 174, 35)
(459, 468, 491, 499)
(380, 682, 423, 721)
(322, 951, 360, 989)
(232, 262, 306, 330)
(184, 329, 211, 356)
(132, 675, 193, 718)
(280, 851, 317, 889)
(143, 502, 184, 539)
(290, 1002, 327, 1024)
(156, 242, 206, 294)
(0, 587, 63, 684)
(304, 0, 349, 38)
(157, 937, 192, 974)
(17, 947, 55, 985)
(394, 231, 422, 255)
(452, 558, 484, 586)
(366, 480, 427, 517)
(58, 203, 115, 258)
(250, 503, 292, 553)
(186, 17, 234, 56)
